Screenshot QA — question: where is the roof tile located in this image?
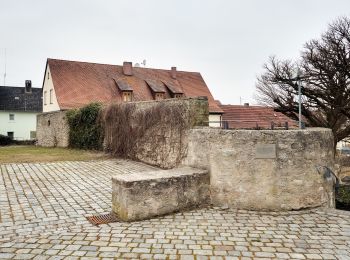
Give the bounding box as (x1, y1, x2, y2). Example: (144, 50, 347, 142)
(0, 86, 42, 112)
(220, 104, 297, 129)
(47, 59, 223, 113)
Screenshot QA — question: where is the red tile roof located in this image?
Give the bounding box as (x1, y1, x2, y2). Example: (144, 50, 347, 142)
(220, 104, 297, 129)
(46, 59, 223, 113)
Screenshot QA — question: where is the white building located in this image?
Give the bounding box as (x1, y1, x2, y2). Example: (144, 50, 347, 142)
(0, 81, 42, 140)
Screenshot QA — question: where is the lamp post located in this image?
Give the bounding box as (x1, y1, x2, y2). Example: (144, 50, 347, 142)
(298, 79, 302, 129)
(295, 69, 303, 129)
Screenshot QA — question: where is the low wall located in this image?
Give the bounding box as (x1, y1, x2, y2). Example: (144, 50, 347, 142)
(112, 167, 210, 221)
(182, 128, 335, 211)
(37, 111, 69, 147)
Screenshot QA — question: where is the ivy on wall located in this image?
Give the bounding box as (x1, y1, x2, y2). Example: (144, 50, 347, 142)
(66, 103, 104, 150)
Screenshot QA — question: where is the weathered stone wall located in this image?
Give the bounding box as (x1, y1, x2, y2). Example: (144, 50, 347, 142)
(182, 128, 335, 211)
(112, 167, 210, 221)
(103, 97, 209, 168)
(36, 111, 69, 147)
(36, 97, 209, 164)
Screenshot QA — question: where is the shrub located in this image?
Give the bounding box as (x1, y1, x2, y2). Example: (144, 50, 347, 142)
(66, 103, 104, 150)
(0, 134, 13, 146)
(15, 140, 36, 145)
(337, 185, 350, 206)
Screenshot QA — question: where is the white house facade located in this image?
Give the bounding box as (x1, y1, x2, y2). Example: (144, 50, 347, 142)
(42, 65, 60, 113)
(0, 82, 42, 140)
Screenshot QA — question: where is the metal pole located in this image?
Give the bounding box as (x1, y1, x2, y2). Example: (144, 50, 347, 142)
(298, 81, 302, 129)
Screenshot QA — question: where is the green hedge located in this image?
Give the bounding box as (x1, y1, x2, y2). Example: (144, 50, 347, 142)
(66, 103, 104, 150)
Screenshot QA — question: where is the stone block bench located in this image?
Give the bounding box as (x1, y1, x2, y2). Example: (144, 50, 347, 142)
(112, 167, 210, 221)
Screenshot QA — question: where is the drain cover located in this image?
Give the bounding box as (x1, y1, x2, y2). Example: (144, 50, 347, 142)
(86, 212, 119, 225)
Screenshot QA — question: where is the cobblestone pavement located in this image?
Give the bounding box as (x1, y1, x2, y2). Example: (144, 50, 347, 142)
(1, 160, 350, 260)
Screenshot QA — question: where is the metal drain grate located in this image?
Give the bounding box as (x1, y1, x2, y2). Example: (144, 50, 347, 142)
(86, 212, 119, 225)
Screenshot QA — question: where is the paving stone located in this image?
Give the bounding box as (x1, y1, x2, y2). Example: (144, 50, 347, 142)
(305, 253, 323, 259)
(0, 253, 15, 259)
(290, 253, 307, 259)
(0, 160, 350, 259)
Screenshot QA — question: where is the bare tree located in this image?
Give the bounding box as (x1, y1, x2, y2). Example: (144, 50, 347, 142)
(256, 17, 350, 147)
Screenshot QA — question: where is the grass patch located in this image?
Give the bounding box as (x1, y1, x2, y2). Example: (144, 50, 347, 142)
(0, 145, 110, 164)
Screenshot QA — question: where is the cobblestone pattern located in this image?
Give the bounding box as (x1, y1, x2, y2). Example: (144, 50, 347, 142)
(1, 160, 350, 259)
(0, 160, 158, 241)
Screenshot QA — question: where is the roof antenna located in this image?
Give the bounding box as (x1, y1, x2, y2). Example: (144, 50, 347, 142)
(3, 48, 7, 86)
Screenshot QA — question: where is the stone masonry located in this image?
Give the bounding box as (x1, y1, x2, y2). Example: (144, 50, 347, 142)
(112, 167, 210, 221)
(183, 127, 335, 211)
(36, 110, 69, 147)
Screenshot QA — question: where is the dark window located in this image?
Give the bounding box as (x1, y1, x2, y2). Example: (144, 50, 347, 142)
(7, 132, 14, 139)
(9, 114, 15, 120)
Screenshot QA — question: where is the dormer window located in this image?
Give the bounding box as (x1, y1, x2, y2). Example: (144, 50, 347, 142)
(155, 93, 164, 100)
(145, 80, 166, 101)
(122, 91, 132, 102)
(115, 79, 133, 102)
(163, 81, 184, 98)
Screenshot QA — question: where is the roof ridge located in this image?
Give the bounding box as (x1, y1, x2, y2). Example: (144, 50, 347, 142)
(47, 58, 200, 74)
(0, 86, 41, 89)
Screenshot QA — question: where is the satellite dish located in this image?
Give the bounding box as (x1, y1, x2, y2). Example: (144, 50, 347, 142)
(135, 63, 140, 67)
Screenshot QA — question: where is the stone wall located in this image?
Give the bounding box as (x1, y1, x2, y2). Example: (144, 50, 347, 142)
(36, 97, 208, 164)
(36, 111, 69, 147)
(182, 128, 335, 211)
(103, 97, 209, 169)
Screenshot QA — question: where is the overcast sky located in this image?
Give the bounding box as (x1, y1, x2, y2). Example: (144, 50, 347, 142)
(0, 0, 350, 105)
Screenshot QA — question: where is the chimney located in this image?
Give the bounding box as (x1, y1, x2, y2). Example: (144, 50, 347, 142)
(244, 103, 249, 107)
(123, 62, 133, 76)
(171, 67, 177, 79)
(25, 80, 32, 93)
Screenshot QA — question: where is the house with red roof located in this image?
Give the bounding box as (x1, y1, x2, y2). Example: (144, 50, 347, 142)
(219, 103, 297, 129)
(42, 59, 223, 126)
